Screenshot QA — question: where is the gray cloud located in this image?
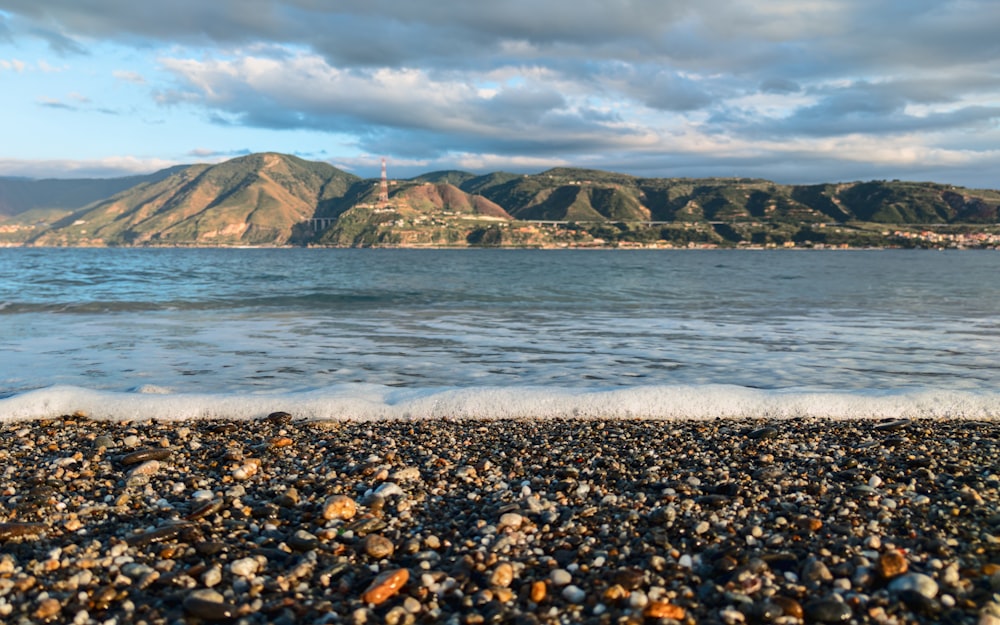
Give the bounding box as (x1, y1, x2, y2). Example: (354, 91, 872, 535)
(2, 0, 999, 186)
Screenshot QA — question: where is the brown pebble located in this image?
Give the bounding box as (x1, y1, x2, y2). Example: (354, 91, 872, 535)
(0, 522, 47, 542)
(363, 534, 395, 559)
(490, 562, 514, 588)
(268, 436, 294, 449)
(34, 597, 61, 620)
(603, 584, 628, 603)
(127, 459, 160, 476)
(88, 585, 118, 610)
(265, 411, 293, 424)
(644, 601, 686, 620)
(877, 550, 909, 579)
(362, 568, 409, 605)
(770, 596, 804, 619)
(796, 516, 823, 532)
(120, 448, 172, 466)
(530, 580, 547, 603)
(322, 495, 357, 521)
(125, 522, 192, 547)
(185, 498, 225, 521)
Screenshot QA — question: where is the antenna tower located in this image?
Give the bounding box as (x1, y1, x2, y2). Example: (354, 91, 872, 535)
(378, 157, 389, 209)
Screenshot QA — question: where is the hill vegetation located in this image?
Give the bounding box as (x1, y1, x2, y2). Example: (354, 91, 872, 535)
(1, 153, 998, 248)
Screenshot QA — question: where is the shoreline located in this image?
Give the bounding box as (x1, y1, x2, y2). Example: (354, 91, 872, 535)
(1, 415, 997, 624)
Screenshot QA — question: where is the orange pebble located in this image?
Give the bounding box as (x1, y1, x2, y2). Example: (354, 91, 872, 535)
(530, 580, 547, 603)
(361, 568, 409, 605)
(644, 601, 686, 620)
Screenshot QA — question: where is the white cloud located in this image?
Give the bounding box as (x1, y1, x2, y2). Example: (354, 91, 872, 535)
(0, 156, 182, 179)
(0, 58, 26, 72)
(113, 70, 146, 84)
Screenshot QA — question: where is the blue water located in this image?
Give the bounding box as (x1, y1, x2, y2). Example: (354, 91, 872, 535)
(1, 248, 998, 420)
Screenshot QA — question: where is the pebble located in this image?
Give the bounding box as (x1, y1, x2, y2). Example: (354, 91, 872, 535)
(805, 597, 853, 623)
(34, 598, 61, 620)
(183, 589, 235, 620)
(230, 556, 261, 578)
(530, 580, 547, 603)
(322, 495, 357, 520)
(644, 601, 685, 620)
(0, 416, 995, 625)
(0, 522, 47, 542)
(363, 533, 395, 559)
(120, 448, 172, 465)
(877, 549, 909, 578)
(889, 572, 939, 599)
(561, 585, 586, 603)
(127, 459, 160, 477)
(498, 512, 524, 530)
(362, 568, 409, 605)
(489, 562, 514, 588)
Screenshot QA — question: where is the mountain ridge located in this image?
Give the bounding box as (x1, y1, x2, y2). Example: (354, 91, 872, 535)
(2, 153, 998, 248)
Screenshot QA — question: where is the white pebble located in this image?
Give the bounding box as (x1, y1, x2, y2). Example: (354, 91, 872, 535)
(550, 569, 572, 586)
(561, 585, 586, 603)
(230, 557, 260, 578)
(889, 572, 938, 599)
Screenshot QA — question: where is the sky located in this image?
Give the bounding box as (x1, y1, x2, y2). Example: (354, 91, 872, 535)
(1, 1, 999, 187)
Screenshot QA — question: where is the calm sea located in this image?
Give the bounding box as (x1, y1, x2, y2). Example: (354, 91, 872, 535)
(1, 248, 998, 420)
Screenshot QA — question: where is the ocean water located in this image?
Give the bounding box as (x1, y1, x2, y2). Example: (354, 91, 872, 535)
(1, 247, 998, 421)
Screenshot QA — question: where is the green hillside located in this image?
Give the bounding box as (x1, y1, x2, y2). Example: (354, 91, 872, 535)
(2, 153, 998, 248)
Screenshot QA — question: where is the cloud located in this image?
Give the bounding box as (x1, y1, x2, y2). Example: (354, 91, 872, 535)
(2, 1, 1000, 186)
(113, 70, 146, 84)
(0, 156, 183, 179)
(0, 58, 26, 72)
(36, 96, 77, 110)
(186, 147, 251, 158)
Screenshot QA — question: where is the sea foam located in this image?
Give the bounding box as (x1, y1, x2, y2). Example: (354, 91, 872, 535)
(0, 384, 996, 422)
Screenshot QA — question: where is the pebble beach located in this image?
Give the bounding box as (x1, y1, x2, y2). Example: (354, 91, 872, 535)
(1, 415, 998, 625)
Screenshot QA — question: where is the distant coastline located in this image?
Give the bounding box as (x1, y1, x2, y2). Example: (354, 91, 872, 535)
(2, 153, 998, 249)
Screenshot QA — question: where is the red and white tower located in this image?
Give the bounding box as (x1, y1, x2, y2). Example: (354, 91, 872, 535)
(378, 157, 389, 209)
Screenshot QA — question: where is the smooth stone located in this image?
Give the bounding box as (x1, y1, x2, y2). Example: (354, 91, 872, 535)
(120, 448, 172, 465)
(264, 411, 292, 424)
(802, 558, 834, 582)
(183, 589, 235, 621)
(230, 557, 260, 578)
(489, 562, 514, 588)
(561, 585, 586, 604)
(889, 572, 938, 599)
(363, 534, 395, 559)
(288, 529, 320, 551)
(898, 589, 941, 615)
(805, 598, 852, 623)
(550, 569, 572, 586)
(748, 426, 779, 439)
(127, 460, 160, 477)
(498, 512, 524, 530)
(362, 568, 409, 605)
(0, 522, 47, 542)
(877, 550, 909, 579)
(644, 601, 685, 620)
(322, 495, 357, 521)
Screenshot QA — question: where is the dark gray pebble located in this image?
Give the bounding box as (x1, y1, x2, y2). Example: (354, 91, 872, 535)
(805, 598, 853, 623)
